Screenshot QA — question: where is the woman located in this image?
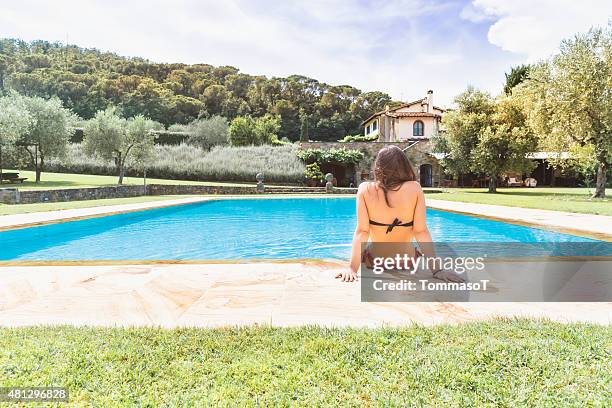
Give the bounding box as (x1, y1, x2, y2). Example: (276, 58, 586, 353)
(336, 145, 464, 283)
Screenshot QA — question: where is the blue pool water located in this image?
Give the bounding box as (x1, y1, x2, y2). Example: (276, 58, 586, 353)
(0, 198, 602, 261)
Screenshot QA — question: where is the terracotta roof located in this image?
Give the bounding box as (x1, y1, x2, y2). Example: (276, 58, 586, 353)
(361, 98, 445, 125)
(395, 98, 427, 109)
(388, 112, 441, 118)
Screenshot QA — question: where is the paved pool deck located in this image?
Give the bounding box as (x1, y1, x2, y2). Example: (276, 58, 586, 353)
(1, 262, 610, 327)
(427, 199, 611, 240)
(0, 195, 610, 327)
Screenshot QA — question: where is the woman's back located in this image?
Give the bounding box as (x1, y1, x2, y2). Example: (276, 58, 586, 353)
(361, 180, 422, 242)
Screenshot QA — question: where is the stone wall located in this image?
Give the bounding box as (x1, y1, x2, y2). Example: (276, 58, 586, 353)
(16, 185, 146, 204)
(299, 141, 441, 186)
(0, 184, 357, 205)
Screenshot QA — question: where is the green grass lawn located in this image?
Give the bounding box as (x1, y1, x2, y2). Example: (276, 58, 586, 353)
(1, 171, 610, 216)
(0, 319, 609, 406)
(434, 187, 611, 216)
(1, 170, 258, 190)
(0, 195, 196, 216)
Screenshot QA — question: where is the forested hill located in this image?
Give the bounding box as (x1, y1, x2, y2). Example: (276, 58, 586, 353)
(0, 38, 396, 141)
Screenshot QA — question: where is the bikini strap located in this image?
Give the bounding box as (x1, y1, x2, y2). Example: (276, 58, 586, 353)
(369, 218, 413, 233)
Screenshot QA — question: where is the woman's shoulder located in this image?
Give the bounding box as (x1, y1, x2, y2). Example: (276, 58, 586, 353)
(402, 180, 422, 190)
(357, 181, 374, 191)
(358, 180, 421, 190)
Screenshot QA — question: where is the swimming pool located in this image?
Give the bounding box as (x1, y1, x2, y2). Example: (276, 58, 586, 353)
(0, 198, 602, 261)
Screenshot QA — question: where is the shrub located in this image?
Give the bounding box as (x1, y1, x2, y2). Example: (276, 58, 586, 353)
(254, 115, 281, 145)
(229, 115, 282, 146)
(186, 115, 229, 150)
(297, 148, 364, 165)
(339, 134, 379, 142)
(229, 116, 256, 146)
(153, 131, 190, 145)
(167, 123, 188, 132)
(304, 163, 324, 184)
(45, 143, 305, 183)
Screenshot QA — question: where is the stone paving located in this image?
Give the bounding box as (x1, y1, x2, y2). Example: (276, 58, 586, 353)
(427, 199, 612, 240)
(1, 262, 610, 327)
(0, 195, 610, 327)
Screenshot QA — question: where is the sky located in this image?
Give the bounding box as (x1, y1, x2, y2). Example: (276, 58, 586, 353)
(0, 0, 610, 106)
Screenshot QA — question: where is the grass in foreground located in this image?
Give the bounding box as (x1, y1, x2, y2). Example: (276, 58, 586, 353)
(434, 187, 611, 216)
(0, 195, 196, 216)
(1, 170, 260, 191)
(0, 319, 609, 406)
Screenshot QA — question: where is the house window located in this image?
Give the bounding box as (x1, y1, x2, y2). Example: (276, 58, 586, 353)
(365, 124, 370, 135)
(413, 120, 424, 137)
(372, 120, 377, 131)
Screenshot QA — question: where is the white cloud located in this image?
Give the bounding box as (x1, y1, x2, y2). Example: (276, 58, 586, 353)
(465, 0, 612, 61)
(0, 0, 608, 107)
(459, 3, 493, 23)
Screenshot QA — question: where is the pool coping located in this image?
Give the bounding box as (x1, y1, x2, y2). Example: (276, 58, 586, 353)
(426, 199, 612, 242)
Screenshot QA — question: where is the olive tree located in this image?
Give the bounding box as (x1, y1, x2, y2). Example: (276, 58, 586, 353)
(0, 93, 31, 180)
(186, 115, 229, 150)
(434, 87, 536, 193)
(20, 95, 76, 182)
(84, 108, 158, 184)
(517, 24, 611, 198)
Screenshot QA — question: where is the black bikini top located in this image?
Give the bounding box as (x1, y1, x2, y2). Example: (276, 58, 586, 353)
(369, 218, 414, 234)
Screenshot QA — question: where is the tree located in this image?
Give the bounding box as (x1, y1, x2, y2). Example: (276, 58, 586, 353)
(435, 87, 536, 192)
(19, 95, 76, 182)
(227, 115, 282, 146)
(83, 108, 158, 184)
(253, 114, 281, 144)
(473, 124, 536, 192)
(0, 93, 32, 180)
(200, 84, 231, 116)
(433, 87, 494, 177)
(516, 24, 611, 198)
(228, 116, 256, 146)
(299, 110, 310, 142)
(186, 115, 229, 150)
(503, 65, 530, 95)
(120, 78, 175, 126)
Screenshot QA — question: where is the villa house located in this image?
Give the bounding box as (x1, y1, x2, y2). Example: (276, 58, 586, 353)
(361, 90, 443, 142)
(360, 90, 444, 187)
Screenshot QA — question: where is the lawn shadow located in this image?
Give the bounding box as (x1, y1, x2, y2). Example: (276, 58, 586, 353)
(19, 180, 98, 189)
(461, 189, 591, 199)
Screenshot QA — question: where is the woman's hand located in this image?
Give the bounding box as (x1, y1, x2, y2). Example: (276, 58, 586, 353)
(432, 269, 465, 283)
(335, 269, 358, 282)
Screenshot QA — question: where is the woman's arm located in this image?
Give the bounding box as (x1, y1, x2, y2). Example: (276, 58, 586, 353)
(350, 184, 370, 273)
(412, 184, 435, 258)
(337, 183, 370, 282)
(412, 184, 464, 282)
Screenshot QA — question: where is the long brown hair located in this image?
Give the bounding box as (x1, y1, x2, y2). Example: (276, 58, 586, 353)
(373, 145, 416, 207)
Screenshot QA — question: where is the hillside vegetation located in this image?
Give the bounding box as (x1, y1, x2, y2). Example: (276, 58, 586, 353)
(0, 39, 395, 141)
